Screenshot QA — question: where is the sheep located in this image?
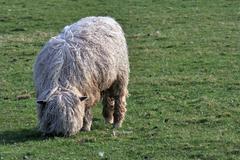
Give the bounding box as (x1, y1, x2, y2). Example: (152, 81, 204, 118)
(33, 16, 129, 136)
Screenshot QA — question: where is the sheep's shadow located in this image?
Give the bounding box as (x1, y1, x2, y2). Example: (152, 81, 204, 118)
(0, 118, 107, 144)
(0, 128, 49, 145)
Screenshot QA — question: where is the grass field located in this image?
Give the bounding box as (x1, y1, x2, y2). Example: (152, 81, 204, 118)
(0, 0, 240, 159)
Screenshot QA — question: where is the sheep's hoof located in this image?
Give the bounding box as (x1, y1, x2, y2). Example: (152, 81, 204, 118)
(105, 118, 113, 124)
(81, 127, 91, 132)
(113, 122, 122, 128)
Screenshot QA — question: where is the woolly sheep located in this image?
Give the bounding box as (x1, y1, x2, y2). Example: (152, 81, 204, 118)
(33, 16, 129, 136)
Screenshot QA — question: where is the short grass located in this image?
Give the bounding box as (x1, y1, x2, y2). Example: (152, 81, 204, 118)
(0, 0, 240, 159)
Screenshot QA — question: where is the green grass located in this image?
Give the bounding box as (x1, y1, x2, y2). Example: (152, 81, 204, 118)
(0, 0, 240, 159)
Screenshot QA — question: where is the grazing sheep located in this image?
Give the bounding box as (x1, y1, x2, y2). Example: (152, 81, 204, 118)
(33, 16, 129, 136)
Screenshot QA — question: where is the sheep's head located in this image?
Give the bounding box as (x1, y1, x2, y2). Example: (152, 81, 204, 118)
(36, 88, 87, 136)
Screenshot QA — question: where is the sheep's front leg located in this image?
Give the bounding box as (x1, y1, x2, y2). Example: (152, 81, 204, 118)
(81, 107, 92, 131)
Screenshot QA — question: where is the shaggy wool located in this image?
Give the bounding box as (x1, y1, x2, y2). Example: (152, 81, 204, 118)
(34, 16, 129, 136)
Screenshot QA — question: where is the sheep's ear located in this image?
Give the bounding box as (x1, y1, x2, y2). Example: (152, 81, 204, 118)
(37, 100, 47, 105)
(36, 87, 58, 105)
(79, 96, 88, 101)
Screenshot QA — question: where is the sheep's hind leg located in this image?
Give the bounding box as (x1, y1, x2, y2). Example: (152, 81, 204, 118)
(102, 90, 115, 124)
(81, 107, 92, 131)
(113, 81, 128, 128)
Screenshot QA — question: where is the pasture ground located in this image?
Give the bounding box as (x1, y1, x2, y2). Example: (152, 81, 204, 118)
(0, 0, 240, 159)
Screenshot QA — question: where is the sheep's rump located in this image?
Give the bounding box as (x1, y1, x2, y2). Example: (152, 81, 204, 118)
(34, 16, 129, 105)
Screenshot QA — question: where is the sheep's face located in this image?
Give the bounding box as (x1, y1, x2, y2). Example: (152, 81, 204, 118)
(37, 90, 87, 136)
